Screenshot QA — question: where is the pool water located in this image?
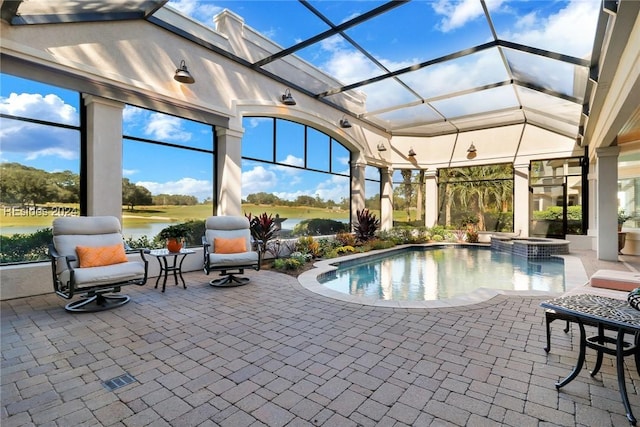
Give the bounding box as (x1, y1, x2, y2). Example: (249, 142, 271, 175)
(318, 246, 565, 302)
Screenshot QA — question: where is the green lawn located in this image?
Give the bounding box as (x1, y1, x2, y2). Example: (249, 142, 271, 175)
(0, 203, 353, 229)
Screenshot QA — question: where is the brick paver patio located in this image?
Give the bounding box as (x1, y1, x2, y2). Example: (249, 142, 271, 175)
(2, 250, 639, 426)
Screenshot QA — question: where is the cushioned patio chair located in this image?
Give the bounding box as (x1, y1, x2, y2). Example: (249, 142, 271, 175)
(49, 216, 148, 312)
(202, 216, 262, 287)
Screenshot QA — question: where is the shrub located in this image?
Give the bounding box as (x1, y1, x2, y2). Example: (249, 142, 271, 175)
(466, 230, 479, 243)
(353, 209, 380, 242)
(335, 231, 356, 246)
(336, 245, 355, 254)
(429, 225, 447, 239)
(364, 239, 396, 251)
(0, 228, 52, 264)
(296, 236, 320, 258)
(432, 234, 444, 242)
(125, 234, 157, 249)
(317, 237, 340, 258)
(273, 257, 302, 271)
(292, 218, 349, 236)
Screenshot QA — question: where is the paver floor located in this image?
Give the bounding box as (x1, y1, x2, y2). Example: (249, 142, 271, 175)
(2, 249, 639, 426)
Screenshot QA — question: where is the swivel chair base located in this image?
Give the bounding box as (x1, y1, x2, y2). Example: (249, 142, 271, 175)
(65, 293, 131, 312)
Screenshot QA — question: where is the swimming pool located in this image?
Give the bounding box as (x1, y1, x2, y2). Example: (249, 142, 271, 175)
(298, 244, 588, 308)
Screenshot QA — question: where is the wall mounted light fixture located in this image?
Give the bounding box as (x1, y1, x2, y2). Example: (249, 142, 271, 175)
(339, 116, 352, 128)
(377, 142, 387, 152)
(408, 148, 416, 157)
(174, 60, 195, 84)
(281, 88, 296, 105)
(466, 142, 477, 159)
(467, 142, 476, 154)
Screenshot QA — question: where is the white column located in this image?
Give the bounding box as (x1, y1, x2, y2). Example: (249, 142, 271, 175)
(587, 163, 598, 244)
(83, 95, 125, 220)
(513, 163, 530, 237)
(216, 127, 244, 216)
(351, 158, 366, 227)
(596, 146, 620, 261)
(380, 167, 393, 230)
(424, 170, 438, 227)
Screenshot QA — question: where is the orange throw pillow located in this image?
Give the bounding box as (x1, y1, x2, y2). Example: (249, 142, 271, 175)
(76, 244, 128, 268)
(214, 237, 247, 254)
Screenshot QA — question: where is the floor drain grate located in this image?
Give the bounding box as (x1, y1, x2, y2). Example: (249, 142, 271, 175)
(102, 373, 137, 391)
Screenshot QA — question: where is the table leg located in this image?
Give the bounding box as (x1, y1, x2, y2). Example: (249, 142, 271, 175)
(591, 324, 605, 377)
(154, 258, 163, 289)
(635, 332, 640, 376)
(616, 329, 637, 425)
(161, 257, 169, 292)
(177, 254, 187, 289)
(556, 320, 586, 389)
(169, 255, 179, 286)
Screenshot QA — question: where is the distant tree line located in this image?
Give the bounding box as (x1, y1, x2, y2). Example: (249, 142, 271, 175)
(1, 163, 362, 211)
(243, 192, 350, 210)
(1, 163, 79, 207)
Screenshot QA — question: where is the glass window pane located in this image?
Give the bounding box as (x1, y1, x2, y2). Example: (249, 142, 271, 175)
(430, 85, 518, 118)
(241, 159, 350, 236)
(307, 127, 330, 172)
(243, 117, 274, 161)
(392, 169, 426, 226)
(1, 73, 80, 126)
(123, 106, 213, 150)
(438, 164, 513, 231)
(122, 139, 214, 246)
(276, 119, 305, 167)
(1, 73, 81, 264)
(331, 139, 350, 175)
(365, 166, 381, 214)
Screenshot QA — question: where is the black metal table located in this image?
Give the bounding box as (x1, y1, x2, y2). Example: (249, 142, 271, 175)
(541, 294, 640, 425)
(149, 249, 195, 292)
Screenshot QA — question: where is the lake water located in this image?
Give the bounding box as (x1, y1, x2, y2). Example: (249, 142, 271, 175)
(0, 217, 337, 239)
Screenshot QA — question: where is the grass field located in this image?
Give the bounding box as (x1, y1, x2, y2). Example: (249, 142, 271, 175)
(0, 203, 356, 230)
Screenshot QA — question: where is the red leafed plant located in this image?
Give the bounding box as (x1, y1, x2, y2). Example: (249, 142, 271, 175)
(353, 209, 380, 243)
(245, 212, 276, 256)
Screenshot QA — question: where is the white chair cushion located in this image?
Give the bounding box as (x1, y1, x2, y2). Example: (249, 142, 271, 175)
(61, 261, 147, 288)
(207, 251, 259, 268)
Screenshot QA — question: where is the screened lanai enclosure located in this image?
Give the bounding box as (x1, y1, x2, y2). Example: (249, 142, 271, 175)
(0, 0, 639, 274)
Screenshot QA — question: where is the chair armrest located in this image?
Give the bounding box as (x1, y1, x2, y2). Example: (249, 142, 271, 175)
(126, 247, 150, 261)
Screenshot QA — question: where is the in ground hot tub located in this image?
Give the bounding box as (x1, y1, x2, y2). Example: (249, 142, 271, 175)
(490, 235, 570, 259)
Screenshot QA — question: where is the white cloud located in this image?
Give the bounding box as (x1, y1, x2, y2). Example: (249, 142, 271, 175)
(123, 169, 138, 177)
(273, 174, 349, 203)
(0, 92, 77, 125)
(0, 93, 79, 159)
(500, 0, 599, 58)
(432, 0, 481, 32)
(242, 165, 278, 196)
(168, 0, 223, 25)
(146, 113, 192, 142)
(135, 177, 213, 202)
(278, 154, 304, 167)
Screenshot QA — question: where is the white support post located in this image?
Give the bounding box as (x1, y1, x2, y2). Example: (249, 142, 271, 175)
(513, 163, 530, 237)
(216, 127, 244, 216)
(425, 170, 438, 227)
(596, 146, 620, 261)
(83, 95, 125, 220)
(380, 167, 393, 230)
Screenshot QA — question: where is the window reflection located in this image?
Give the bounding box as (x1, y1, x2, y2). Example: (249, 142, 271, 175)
(122, 106, 214, 246)
(0, 73, 80, 264)
(242, 117, 350, 237)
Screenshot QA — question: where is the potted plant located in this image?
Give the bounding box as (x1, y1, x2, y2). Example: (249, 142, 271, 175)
(618, 209, 632, 231)
(158, 222, 190, 252)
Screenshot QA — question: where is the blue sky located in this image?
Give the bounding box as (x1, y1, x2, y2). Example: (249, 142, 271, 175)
(0, 1, 599, 203)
